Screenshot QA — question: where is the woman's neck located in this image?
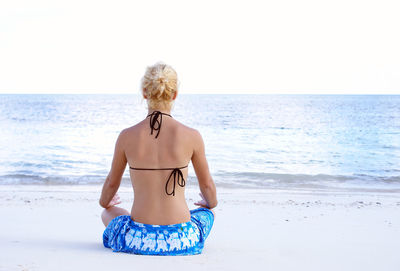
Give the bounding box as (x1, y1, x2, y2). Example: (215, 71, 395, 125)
(147, 108, 171, 115)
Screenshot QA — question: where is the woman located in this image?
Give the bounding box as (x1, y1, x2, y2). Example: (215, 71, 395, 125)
(99, 62, 218, 256)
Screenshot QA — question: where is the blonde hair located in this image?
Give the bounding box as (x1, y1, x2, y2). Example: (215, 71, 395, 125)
(141, 62, 178, 110)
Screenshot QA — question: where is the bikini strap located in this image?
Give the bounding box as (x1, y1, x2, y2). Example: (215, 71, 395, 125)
(146, 111, 172, 139)
(129, 165, 188, 196)
(129, 165, 188, 171)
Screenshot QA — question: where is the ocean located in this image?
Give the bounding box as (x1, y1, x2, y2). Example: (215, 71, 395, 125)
(0, 94, 399, 191)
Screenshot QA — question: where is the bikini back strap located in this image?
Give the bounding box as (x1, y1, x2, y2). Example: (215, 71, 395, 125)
(147, 111, 172, 139)
(129, 165, 188, 196)
(129, 165, 188, 171)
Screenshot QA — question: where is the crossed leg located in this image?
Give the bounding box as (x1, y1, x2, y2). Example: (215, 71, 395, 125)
(101, 206, 130, 227)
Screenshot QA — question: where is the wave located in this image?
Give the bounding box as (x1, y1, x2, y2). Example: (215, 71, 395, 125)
(215, 171, 400, 182)
(0, 174, 109, 185)
(1, 172, 400, 192)
(212, 171, 400, 191)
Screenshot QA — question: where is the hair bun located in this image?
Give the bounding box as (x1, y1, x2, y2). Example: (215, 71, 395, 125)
(141, 62, 178, 110)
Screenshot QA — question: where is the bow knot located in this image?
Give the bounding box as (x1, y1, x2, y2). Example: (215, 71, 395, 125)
(149, 111, 162, 138)
(148, 111, 172, 138)
(165, 168, 186, 196)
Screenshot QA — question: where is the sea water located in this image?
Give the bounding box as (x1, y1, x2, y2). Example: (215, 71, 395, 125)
(0, 94, 399, 191)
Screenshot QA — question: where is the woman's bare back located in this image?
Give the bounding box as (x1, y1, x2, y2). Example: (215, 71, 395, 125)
(122, 114, 196, 225)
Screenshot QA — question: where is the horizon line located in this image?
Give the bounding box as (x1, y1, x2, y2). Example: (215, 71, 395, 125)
(1, 91, 400, 95)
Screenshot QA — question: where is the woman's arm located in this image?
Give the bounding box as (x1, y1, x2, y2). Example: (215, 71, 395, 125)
(99, 130, 127, 208)
(191, 130, 218, 209)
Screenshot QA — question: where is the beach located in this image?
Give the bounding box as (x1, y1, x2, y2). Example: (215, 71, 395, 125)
(1, 93, 399, 271)
(1, 185, 399, 271)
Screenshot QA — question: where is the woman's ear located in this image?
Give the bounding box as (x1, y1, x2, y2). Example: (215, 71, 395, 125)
(172, 91, 177, 100)
(142, 89, 147, 99)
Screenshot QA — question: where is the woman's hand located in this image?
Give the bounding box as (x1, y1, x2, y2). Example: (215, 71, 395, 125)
(194, 193, 210, 208)
(106, 193, 122, 208)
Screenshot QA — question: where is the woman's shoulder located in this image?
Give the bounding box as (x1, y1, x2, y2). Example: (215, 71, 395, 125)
(115, 122, 144, 143)
(121, 119, 148, 133)
(175, 123, 205, 149)
(174, 121, 202, 137)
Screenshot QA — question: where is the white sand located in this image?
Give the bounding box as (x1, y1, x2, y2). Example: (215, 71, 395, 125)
(0, 185, 399, 271)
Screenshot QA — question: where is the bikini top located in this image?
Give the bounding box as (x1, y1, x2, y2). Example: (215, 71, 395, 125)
(129, 111, 188, 196)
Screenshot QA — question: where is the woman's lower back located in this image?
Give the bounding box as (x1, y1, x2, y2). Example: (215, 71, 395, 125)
(128, 161, 192, 225)
(130, 188, 192, 225)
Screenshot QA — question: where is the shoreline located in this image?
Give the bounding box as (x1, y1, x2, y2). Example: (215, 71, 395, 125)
(1, 182, 399, 194)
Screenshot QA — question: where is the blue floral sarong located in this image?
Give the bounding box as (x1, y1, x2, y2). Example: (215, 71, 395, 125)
(103, 207, 214, 256)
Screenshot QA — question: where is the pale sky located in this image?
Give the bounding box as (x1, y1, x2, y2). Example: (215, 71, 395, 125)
(0, 0, 399, 94)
